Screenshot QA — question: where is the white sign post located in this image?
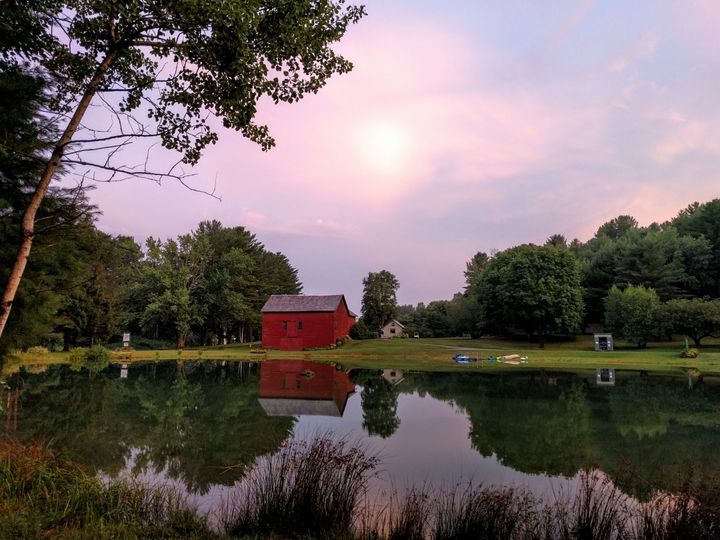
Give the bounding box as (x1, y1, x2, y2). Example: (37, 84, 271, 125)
(122, 332, 130, 348)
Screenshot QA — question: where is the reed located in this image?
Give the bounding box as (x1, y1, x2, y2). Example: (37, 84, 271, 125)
(222, 435, 379, 539)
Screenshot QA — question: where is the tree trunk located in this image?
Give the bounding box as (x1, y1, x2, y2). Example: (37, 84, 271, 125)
(0, 50, 118, 339)
(177, 334, 186, 349)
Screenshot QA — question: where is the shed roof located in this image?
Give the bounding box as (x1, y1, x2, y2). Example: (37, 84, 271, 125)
(261, 294, 352, 313)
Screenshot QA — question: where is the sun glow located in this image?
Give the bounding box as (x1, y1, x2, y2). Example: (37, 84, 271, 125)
(357, 120, 410, 176)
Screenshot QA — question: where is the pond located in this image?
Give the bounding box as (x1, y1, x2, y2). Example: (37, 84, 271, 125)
(2, 359, 720, 519)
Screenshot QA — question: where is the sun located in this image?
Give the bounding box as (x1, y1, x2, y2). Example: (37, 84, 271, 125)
(357, 120, 410, 176)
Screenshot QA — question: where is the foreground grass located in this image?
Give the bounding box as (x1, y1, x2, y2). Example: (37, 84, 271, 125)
(0, 440, 216, 539)
(3, 438, 720, 539)
(8, 336, 720, 376)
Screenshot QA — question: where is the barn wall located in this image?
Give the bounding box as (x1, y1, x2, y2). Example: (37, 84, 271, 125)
(262, 312, 335, 350)
(332, 301, 356, 340)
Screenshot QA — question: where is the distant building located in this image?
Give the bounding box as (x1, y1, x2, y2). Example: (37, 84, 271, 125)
(381, 369, 405, 385)
(380, 319, 405, 339)
(258, 360, 356, 417)
(594, 333, 614, 351)
(261, 294, 356, 350)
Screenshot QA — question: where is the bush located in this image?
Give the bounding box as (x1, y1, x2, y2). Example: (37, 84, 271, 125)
(68, 347, 87, 371)
(681, 348, 700, 358)
(25, 346, 49, 355)
(86, 346, 111, 373)
(69, 346, 111, 373)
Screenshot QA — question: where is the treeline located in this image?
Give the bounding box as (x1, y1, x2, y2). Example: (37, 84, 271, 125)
(395, 200, 720, 347)
(1, 215, 301, 351)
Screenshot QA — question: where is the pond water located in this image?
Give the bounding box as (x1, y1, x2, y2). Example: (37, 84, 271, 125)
(2, 359, 720, 518)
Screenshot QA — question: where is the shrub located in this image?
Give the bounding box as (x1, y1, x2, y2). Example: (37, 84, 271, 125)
(69, 346, 111, 372)
(25, 346, 49, 355)
(68, 347, 87, 371)
(681, 348, 700, 358)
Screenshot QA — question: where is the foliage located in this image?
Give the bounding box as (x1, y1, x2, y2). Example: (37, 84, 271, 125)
(605, 284, 660, 348)
(475, 244, 584, 346)
(673, 199, 720, 296)
(349, 317, 377, 340)
(361, 270, 400, 331)
(126, 220, 302, 348)
(3, 0, 366, 163)
(681, 348, 700, 358)
(665, 298, 720, 347)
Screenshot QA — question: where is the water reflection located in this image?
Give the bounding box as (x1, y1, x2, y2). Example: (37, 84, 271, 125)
(258, 360, 355, 417)
(2, 359, 720, 507)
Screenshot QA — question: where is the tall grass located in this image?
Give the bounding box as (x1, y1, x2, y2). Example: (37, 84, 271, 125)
(0, 439, 213, 538)
(3, 437, 720, 539)
(221, 435, 379, 538)
(433, 483, 539, 540)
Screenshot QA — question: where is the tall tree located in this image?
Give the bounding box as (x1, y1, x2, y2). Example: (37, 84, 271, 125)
(604, 284, 659, 348)
(475, 244, 584, 347)
(137, 232, 212, 348)
(361, 270, 400, 332)
(673, 199, 720, 297)
(0, 0, 365, 338)
(0, 67, 99, 351)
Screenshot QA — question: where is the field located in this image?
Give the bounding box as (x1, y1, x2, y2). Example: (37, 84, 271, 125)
(7, 336, 720, 376)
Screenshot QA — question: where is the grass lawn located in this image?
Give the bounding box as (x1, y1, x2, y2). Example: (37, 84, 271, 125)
(6, 335, 720, 376)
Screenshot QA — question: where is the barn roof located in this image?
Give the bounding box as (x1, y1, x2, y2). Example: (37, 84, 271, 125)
(261, 294, 353, 313)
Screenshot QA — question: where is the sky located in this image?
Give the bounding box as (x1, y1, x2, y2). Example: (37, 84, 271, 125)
(87, 0, 720, 313)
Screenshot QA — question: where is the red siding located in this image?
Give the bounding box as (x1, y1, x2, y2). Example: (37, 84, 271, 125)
(260, 361, 355, 404)
(262, 297, 356, 350)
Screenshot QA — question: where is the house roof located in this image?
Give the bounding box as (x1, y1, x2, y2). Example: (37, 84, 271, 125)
(383, 319, 405, 329)
(261, 294, 353, 314)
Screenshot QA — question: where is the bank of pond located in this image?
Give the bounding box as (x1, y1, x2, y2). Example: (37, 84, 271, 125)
(2, 358, 720, 537)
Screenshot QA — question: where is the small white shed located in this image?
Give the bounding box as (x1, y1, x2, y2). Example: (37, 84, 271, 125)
(594, 333, 614, 351)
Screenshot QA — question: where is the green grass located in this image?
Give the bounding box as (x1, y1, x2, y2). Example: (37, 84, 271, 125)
(7, 336, 720, 376)
(0, 440, 217, 539)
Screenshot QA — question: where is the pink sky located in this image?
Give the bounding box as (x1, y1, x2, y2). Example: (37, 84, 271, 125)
(87, 1, 720, 312)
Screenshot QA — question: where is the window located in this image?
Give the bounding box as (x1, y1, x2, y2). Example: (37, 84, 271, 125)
(282, 321, 288, 331)
(298, 321, 303, 331)
(390, 328, 396, 334)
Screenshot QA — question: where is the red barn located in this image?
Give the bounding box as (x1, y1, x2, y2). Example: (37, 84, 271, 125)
(261, 294, 356, 350)
(258, 360, 356, 417)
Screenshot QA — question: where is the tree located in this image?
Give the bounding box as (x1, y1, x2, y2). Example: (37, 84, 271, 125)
(360, 270, 399, 332)
(673, 199, 720, 297)
(475, 245, 584, 347)
(596, 215, 639, 240)
(544, 234, 567, 249)
(0, 0, 365, 338)
(664, 298, 720, 347)
(604, 285, 659, 348)
(136, 232, 212, 348)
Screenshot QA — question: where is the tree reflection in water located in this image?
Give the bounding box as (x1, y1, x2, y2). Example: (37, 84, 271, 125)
(3, 361, 294, 494)
(5, 361, 720, 504)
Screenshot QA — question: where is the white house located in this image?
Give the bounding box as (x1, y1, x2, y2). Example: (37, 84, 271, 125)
(380, 319, 405, 339)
